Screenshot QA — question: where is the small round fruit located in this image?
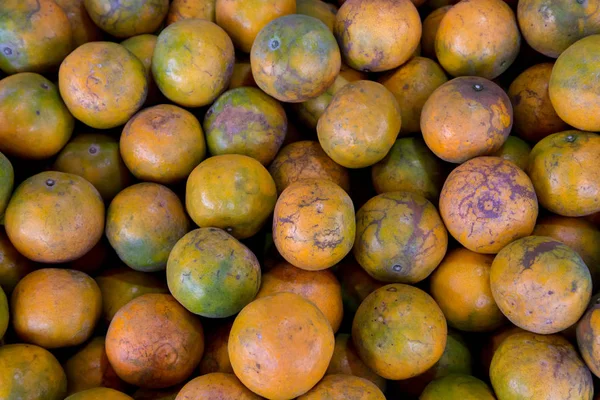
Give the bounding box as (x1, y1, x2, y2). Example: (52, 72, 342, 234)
(0, 229, 33, 294)
(354, 191, 448, 283)
(229, 62, 257, 89)
(297, 374, 386, 400)
(490, 236, 592, 334)
(430, 248, 505, 332)
(577, 298, 600, 378)
(59, 42, 148, 129)
(352, 284, 447, 380)
(152, 19, 234, 107)
(292, 75, 349, 130)
(84, 0, 169, 38)
(11, 268, 102, 348)
(5, 171, 104, 263)
(273, 179, 355, 271)
(334, 0, 421, 72)
(198, 321, 234, 375)
(106, 294, 204, 389)
(297, 0, 337, 32)
(339, 62, 368, 82)
(0, 344, 67, 400)
(167, 227, 261, 318)
(121, 104, 206, 184)
(420, 374, 495, 400)
(65, 388, 133, 400)
(317, 80, 401, 168)
(203, 87, 287, 165)
(0, 152, 13, 217)
(120, 34, 161, 105)
(54, 0, 103, 47)
(229, 292, 335, 399)
(490, 332, 593, 399)
(186, 154, 277, 239)
(421, 6, 452, 59)
(175, 373, 262, 400)
(435, 0, 520, 78)
(251, 14, 341, 102)
(336, 260, 386, 316)
(439, 157, 538, 254)
(491, 136, 531, 171)
(167, 0, 216, 24)
(480, 325, 526, 372)
(0, 73, 74, 159)
(0, 286, 7, 339)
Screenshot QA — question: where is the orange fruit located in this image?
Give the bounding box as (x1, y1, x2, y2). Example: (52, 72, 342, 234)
(106, 294, 204, 389)
(490, 236, 592, 334)
(152, 19, 234, 107)
(251, 14, 341, 103)
(480, 325, 526, 372)
(66, 388, 133, 400)
(334, 0, 421, 72)
(0, 228, 33, 294)
(5, 171, 104, 263)
(528, 131, 600, 217)
(11, 268, 102, 348)
(167, 0, 216, 25)
(435, 0, 521, 78)
(198, 320, 234, 375)
(120, 34, 161, 106)
(0, 286, 7, 340)
(0, 73, 74, 159)
(439, 157, 538, 254)
(175, 373, 262, 400)
(421, 6, 452, 59)
(0, 152, 13, 218)
(228, 62, 257, 89)
(421, 76, 512, 163)
(297, 0, 337, 32)
(317, 80, 401, 168)
(292, 75, 349, 130)
(185, 154, 277, 239)
(67, 239, 109, 275)
(339, 63, 368, 82)
(273, 179, 355, 271)
(54, 0, 103, 47)
(490, 136, 531, 171)
(420, 374, 495, 400)
(229, 292, 335, 399)
(335, 260, 385, 316)
(84, 0, 169, 38)
(59, 42, 148, 129)
(297, 374, 386, 400)
(577, 298, 600, 378)
(106, 183, 189, 272)
(53, 133, 132, 201)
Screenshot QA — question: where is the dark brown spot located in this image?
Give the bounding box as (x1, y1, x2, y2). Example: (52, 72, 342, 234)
(522, 239, 561, 270)
(269, 38, 280, 51)
(88, 145, 98, 155)
(473, 83, 484, 92)
(46, 179, 56, 187)
(35, 110, 40, 115)
(3, 47, 11, 56)
(41, 83, 49, 90)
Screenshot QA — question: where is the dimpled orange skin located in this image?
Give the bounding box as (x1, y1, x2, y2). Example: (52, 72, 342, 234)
(229, 292, 335, 400)
(334, 0, 422, 72)
(5, 171, 104, 263)
(421, 6, 452, 59)
(256, 261, 343, 332)
(421, 77, 512, 163)
(379, 57, 448, 134)
(353, 191, 448, 283)
(0, 73, 74, 160)
(549, 35, 600, 132)
(251, 14, 341, 103)
(152, 19, 234, 108)
(121, 105, 206, 184)
(508, 63, 569, 143)
(0, 0, 73, 74)
(64, 337, 127, 395)
(54, 134, 133, 202)
(198, 321, 234, 375)
(490, 236, 592, 334)
(167, 0, 216, 24)
(106, 294, 204, 389)
(430, 248, 506, 332)
(352, 284, 447, 380)
(175, 373, 262, 400)
(439, 157, 538, 254)
(491, 332, 594, 399)
(317, 80, 401, 168)
(435, 0, 520, 79)
(84, 0, 169, 38)
(528, 131, 600, 217)
(269, 141, 350, 195)
(55, 0, 103, 47)
(297, 0, 337, 32)
(273, 179, 355, 271)
(0, 229, 33, 294)
(229, 62, 257, 89)
(11, 268, 102, 348)
(59, 42, 148, 130)
(297, 374, 386, 400)
(106, 183, 190, 272)
(186, 154, 277, 239)
(120, 34, 161, 105)
(491, 136, 531, 171)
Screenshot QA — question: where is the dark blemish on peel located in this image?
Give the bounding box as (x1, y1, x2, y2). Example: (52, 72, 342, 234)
(35, 110, 40, 115)
(269, 38, 280, 51)
(548, 290, 554, 295)
(46, 179, 56, 187)
(566, 134, 576, 143)
(41, 83, 49, 90)
(88, 145, 98, 155)
(3, 47, 11, 56)
(473, 83, 484, 92)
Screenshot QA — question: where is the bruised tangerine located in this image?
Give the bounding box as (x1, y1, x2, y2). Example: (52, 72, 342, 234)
(84, 0, 169, 38)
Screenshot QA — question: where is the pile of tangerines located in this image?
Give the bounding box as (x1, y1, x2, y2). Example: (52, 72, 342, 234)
(0, 0, 600, 398)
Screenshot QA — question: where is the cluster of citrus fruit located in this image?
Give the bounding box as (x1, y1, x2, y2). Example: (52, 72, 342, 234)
(0, 0, 600, 398)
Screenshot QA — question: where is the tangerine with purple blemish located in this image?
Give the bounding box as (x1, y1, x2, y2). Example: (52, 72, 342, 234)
(84, 0, 169, 38)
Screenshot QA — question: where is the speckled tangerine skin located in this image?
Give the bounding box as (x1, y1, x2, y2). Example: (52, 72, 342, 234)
(352, 284, 447, 380)
(0, 0, 73, 74)
(55, 0, 103, 47)
(251, 14, 341, 103)
(491, 136, 531, 171)
(65, 387, 134, 400)
(528, 131, 600, 217)
(11, 268, 102, 348)
(439, 157, 538, 254)
(0, 344, 67, 400)
(198, 321, 234, 375)
(106, 183, 189, 272)
(490, 332, 594, 399)
(5, 171, 104, 263)
(297, 374, 386, 400)
(273, 179, 355, 271)
(508, 63, 569, 143)
(292, 74, 349, 130)
(297, 0, 337, 32)
(229, 292, 335, 400)
(59, 42, 148, 129)
(421, 76, 512, 163)
(317, 80, 401, 168)
(167, 0, 216, 25)
(353, 191, 448, 283)
(0, 73, 74, 160)
(175, 373, 262, 400)
(0, 152, 13, 218)
(0, 229, 33, 294)
(106, 294, 204, 389)
(490, 236, 592, 334)
(421, 6, 452, 59)
(420, 374, 495, 400)
(185, 154, 277, 239)
(152, 19, 234, 107)
(334, 0, 422, 72)
(430, 248, 505, 332)
(84, 0, 169, 38)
